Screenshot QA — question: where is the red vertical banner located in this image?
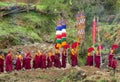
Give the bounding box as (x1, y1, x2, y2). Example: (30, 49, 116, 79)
(92, 17, 97, 45)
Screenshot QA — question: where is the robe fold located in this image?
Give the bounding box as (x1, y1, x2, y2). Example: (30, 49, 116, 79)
(0, 57, 4, 72)
(15, 58, 22, 70)
(62, 53, 66, 68)
(54, 53, 61, 68)
(33, 55, 39, 69)
(95, 55, 100, 68)
(111, 59, 117, 69)
(22, 57, 26, 68)
(51, 55, 55, 62)
(71, 54, 78, 67)
(41, 54, 46, 69)
(86, 56, 93, 66)
(47, 56, 52, 68)
(25, 57, 31, 69)
(39, 55, 42, 68)
(108, 54, 114, 67)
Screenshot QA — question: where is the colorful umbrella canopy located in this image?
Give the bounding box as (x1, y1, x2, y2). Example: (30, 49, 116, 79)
(88, 47, 94, 52)
(97, 45, 104, 50)
(111, 44, 119, 50)
(63, 44, 70, 49)
(71, 42, 80, 48)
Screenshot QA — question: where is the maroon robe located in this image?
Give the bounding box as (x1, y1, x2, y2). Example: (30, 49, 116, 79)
(54, 53, 61, 68)
(22, 53, 27, 68)
(71, 54, 78, 67)
(108, 54, 114, 67)
(41, 54, 46, 69)
(95, 54, 100, 68)
(39, 55, 42, 68)
(51, 55, 55, 62)
(0, 57, 4, 72)
(111, 59, 117, 69)
(25, 56, 31, 69)
(86, 56, 93, 66)
(15, 58, 22, 70)
(47, 56, 52, 68)
(33, 55, 39, 69)
(22, 57, 26, 68)
(5, 54, 13, 72)
(62, 53, 67, 68)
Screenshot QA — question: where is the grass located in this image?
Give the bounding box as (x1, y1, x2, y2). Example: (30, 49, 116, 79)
(36, 75, 49, 79)
(0, 2, 10, 7)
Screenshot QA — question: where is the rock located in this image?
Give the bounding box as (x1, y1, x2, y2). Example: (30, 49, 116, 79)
(69, 70, 87, 81)
(94, 71, 103, 75)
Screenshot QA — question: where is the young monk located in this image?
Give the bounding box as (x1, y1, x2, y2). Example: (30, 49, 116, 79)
(25, 52, 31, 70)
(41, 52, 47, 69)
(54, 49, 61, 68)
(70, 48, 78, 67)
(62, 49, 67, 68)
(108, 44, 118, 67)
(15, 54, 22, 71)
(0, 52, 4, 73)
(33, 53, 39, 69)
(108, 49, 114, 67)
(5, 51, 13, 72)
(47, 51, 53, 68)
(86, 47, 94, 66)
(95, 50, 101, 68)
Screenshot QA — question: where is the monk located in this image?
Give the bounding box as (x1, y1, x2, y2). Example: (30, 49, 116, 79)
(33, 53, 39, 69)
(54, 49, 61, 68)
(95, 50, 100, 68)
(47, 51, 53, 68)
(25, 52, 31, 70)
(5, 51, 13, 72)
(0, 52, 4, 73)
(108, 49, 114, 67)
(86, 52, 93, 66)
(71, 48, 78, 67)
(15, 54, 22, 71)
(62, 49, 67, 68)
(41, 52, 46, 69)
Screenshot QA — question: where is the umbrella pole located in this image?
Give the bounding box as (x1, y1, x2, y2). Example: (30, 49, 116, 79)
(97, 16, 102, 69)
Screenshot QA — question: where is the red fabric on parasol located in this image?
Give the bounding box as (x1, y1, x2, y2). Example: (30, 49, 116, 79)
(63, 44, 70, 49)
(55, 44, 59, 49)
(97, 45, 104, 50)
(111, 44, 119, 49)
(71, 42, 80, 48)
(88, 47, 94, 52)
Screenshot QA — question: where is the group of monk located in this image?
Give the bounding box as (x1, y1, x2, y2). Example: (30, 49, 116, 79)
(0, 44, 118, 73)
(86, 44, 118, 70)
(0, 46, 79, 73)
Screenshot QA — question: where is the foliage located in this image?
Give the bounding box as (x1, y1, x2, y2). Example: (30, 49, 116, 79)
(0, 0, 120, 53)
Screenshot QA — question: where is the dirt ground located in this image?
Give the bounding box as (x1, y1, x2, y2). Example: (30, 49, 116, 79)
(0, 65, 120, 82)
